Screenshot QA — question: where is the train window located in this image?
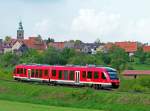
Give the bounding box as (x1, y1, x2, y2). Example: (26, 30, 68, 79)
(31, 69, 35, 77)
(58, 70, 62, 79)
(69, 71, 74, 80)
(17, 68, 23, 74)
(82, 71, 86, 78)
(39, 70, 42, 78)
(94, 72, 99, 79)
(20, 68, 23, 74)
(17, 68, 19, 74)
(35, 69, 38, 77)
(64, 70, 68, 80)
(87, 71, 92, 79)
(44, 70, 48, 76)
(102, 72, 106, 80)
(24, 69, 26, 74)
(52, 70, 56, 77)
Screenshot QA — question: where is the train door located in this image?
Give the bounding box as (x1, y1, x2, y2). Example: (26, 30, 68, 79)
(28, 69, 31, 79)
(101, 72, 107, 83)
(75, 71, 80, 83)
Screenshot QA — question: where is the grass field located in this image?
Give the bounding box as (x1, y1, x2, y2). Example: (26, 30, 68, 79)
(0, 80, 149, 111)
(132, 63, 150, 70)
(0, 100, 101, 111)
(0, 63, 150, 111)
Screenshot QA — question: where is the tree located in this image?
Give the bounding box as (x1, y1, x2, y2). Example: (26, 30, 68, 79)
(19, 49, 42, 64)
(94, 38, 101, 44)
(46, 38, 55, 44)
(94, 52, 105, 65)
(109, 46, 129, 73)
(68, 53, 98, 65)
(42, 47, 62, 65)
(36, 35, 42, 42)
(4, 36, 12, 42)
(69, 40, 75, 42)
(75, 40, 82, 44)
(101, 53, 111, 65)
(37, 34, 42, 38)
(0, 52, 19, 67)
(68, 53, 87, 65)
(145, 52, 150, 64)
(135, 47, 146, 64)
(61, 48, 76, 64)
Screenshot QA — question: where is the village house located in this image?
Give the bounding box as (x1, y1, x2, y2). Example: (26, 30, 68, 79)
(23, 37, 47, 51)
(81, 43, 100, 54)
(1, 22, 47, 54)
(11, 40, 28, 54)
(64, 41, 75, 49)
(103, 42, 138, 56)
(74, 43, 84, 52)
(115, 42, 138, 56)
(3, 39, 28, 54)
(143, 45, 150, 52)
(48, 42, 65, 49)
(96, 43, 105, 52)
(101, 42, 114, 53)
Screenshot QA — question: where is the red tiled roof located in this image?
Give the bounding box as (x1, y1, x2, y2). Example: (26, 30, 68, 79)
(115, 42, 137, 53)
(123, 70, 150, 76)
(104, 42, 114, 49)
(143, 46, 150, 52)
(23, 37, 46, 50)
(3, 37, 47, 51)
(48, 42, 64, 49)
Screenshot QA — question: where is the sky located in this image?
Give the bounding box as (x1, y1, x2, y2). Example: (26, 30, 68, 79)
(0, 0, 150, 43)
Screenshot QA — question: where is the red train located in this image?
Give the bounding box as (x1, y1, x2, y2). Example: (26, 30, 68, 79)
(13, 64, 120, 89)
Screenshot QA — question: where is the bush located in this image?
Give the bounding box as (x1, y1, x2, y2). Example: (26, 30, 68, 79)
(132, 84, 147, 92)
(118, 76, 150, 92)
(139, 77, 150, 88)
(145, 58, 150, 65)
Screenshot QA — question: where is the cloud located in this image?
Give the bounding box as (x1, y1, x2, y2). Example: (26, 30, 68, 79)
(33, 19, 50, 37)
(134, 19, 150, 42)
(21, 0, 62, 4)
(71, 9, 121, 42)
(120, 18, 150, 43)
(71, 9, 150, 43)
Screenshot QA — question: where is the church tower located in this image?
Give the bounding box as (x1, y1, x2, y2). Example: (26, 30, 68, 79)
(17, 21, 24, 39)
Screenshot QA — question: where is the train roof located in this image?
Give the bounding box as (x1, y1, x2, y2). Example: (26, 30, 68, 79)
(16, 64, 116, 71)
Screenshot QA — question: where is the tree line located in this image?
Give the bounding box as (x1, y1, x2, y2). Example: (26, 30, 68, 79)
(0, 46, 150, 72)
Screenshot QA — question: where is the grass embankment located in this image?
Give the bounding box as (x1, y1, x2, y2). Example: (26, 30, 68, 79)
(0, 64, 150, 111)
(0, 100, 100, 111)
(119, 63, 150, 92)
(0, 80, 150, 111)
(132, 63, 150, 70)
(0, 67, 12, 80)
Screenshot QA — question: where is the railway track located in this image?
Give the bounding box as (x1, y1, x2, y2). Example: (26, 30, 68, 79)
(0, 78, 150, 94)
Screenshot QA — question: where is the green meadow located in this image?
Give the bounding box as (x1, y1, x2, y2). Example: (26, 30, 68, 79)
(0, 63, 150, 111)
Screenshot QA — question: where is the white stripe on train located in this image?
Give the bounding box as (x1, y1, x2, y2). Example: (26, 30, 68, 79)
(13, 76, 111, 85)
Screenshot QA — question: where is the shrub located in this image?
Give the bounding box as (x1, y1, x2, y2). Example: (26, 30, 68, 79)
(132, 84, 145, 92)
(139, 77, 150, 88)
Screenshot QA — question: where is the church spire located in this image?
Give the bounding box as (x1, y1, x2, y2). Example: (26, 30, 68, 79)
(19, 21, 23, 30)
(17, 21, 24, 39)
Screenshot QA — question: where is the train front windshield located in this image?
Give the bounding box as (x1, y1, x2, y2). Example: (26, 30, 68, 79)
(108, 71, 119, 80)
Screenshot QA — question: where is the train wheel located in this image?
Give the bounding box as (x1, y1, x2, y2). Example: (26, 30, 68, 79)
(98, 84, 102, 89)
(96, 85, 99, 89)
(93, 84, 95, 89)
(93, 84, 99, 90)
(112, 85, 119, 89)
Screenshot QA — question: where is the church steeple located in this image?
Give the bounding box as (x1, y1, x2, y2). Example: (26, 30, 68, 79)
(17, 21, 24, 39)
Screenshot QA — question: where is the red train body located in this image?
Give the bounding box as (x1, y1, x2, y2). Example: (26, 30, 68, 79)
(13, 64, 120, 89)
